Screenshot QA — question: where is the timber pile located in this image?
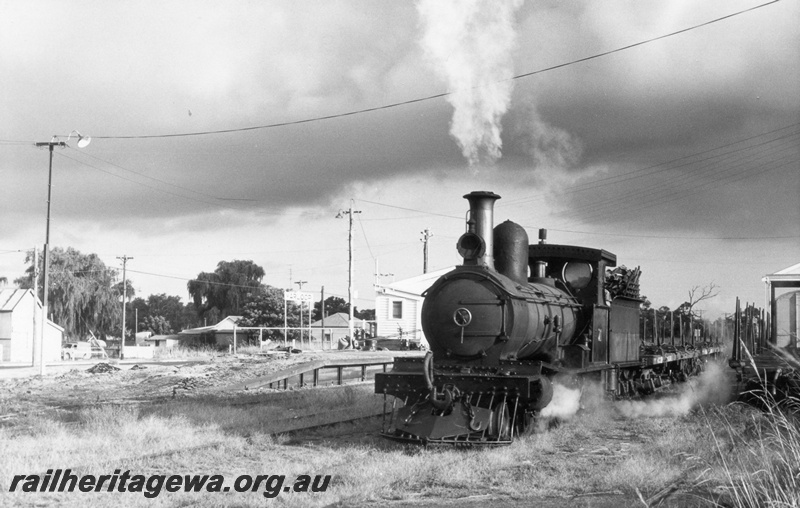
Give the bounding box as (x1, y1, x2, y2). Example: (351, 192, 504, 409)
(86, 363, 120, 374)
(605, 265, 641, 299)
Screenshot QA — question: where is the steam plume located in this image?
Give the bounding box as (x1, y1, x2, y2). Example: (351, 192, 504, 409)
(615, 362, 733, 418)
(540, 383, 582, 420)
(417, 0, 524, 166)
(537, 362, 732, 424)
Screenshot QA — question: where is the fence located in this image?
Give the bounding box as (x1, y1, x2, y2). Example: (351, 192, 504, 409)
(230, 326, 347, 353)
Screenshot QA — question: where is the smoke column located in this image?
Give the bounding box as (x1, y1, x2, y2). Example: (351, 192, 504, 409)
(417, 0, 524, 166)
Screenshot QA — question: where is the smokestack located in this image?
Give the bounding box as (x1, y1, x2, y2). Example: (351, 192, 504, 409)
(457, 191, 500, 268)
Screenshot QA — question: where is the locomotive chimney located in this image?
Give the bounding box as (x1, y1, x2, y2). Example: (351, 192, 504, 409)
(457, 191, 500, 269)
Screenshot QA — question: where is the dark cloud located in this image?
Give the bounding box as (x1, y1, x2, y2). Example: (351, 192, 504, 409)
(2, 1, 797, 313)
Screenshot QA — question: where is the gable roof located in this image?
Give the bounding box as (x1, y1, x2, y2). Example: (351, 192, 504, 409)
(0, 288, 35, 312)
(178, 315, 243, 335)
(309, 312, 354, 328)
(376, 267, 454, 298)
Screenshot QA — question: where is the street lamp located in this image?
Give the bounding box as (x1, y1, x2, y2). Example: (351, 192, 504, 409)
(35, 132, 91, 374)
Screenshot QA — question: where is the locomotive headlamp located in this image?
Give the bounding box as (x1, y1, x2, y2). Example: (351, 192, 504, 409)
(457, 232, 485, 262)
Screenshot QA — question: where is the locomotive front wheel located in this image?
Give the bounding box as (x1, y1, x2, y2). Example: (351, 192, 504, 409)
(489, 402, 511, 440)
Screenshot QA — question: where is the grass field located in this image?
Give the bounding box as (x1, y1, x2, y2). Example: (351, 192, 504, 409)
(1, 362, 797, 508)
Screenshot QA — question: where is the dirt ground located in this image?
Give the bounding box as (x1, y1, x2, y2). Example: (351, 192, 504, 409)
(0, 350, 405, 426)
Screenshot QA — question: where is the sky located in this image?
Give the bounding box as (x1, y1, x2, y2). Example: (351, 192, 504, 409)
(1, 0, 798, 320)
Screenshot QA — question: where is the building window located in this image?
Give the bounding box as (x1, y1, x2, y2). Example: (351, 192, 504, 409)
(392, 301, 403, 319)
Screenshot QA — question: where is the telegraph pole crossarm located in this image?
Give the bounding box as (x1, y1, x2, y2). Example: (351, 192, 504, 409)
(420, 228, 433, 274)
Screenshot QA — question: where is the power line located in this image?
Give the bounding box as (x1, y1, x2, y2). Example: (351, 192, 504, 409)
(86, 0, 782, 141)
(501, 123, 800, 207)
(554, 137, 799, 222)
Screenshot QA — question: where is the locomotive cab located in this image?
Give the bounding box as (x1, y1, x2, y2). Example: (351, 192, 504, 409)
(527, 242, 618, 369)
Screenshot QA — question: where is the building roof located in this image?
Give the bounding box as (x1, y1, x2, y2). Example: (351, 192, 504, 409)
(145, 334, 182, 342)
(0, 288, 34, 312)
(375, 267, 454, 298)
(0, 288, 63, 332)
(763, 262, 800, 282)
(178, 315, 243, 335)
(309, 312, 357, 328)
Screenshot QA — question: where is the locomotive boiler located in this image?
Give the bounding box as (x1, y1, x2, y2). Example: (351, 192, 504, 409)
(375, 191, 722, 445)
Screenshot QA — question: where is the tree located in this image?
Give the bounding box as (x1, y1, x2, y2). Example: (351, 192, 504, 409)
(187, 260, 265, 319)
(680, 283, 720, 318)
(675, 283, 719, 341)
(239, 285, 300, 341)
(15, 247, 123, 339)
(113, 279, 136, 302)
(313, 296, 350, 321)
(312, 296, 375, 321)
(356, 308, 376, 320)
(130, 293, 195, 334)
(140, 315, 173, 335)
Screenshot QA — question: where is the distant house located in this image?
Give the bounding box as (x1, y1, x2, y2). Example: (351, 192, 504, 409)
(178, 315, 243, 347)
(308, 312, 369, 345)
(134, 331, 153, 345)
(374, 267, 454, 347)
(763, 262, 800, 348)
(144, 334, 181, 349)
(0, 288, 63, 363)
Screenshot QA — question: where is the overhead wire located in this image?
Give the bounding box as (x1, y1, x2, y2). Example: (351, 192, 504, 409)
(86, 0, 782, 141)
(554, 133, 800, 222)
(54, 150, 244, 211)
(500, 122, 800, 207)
(555, 140, 799, 223)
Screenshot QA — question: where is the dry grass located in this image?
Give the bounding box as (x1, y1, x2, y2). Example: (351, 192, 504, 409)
(2, 362, 798, 507)
(704, 394, 800, 507)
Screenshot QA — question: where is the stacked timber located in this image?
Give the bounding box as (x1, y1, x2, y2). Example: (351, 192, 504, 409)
(605, 265, 641, 299)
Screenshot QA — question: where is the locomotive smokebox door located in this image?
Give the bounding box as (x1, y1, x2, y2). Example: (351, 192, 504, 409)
(422, 274, 503, 357)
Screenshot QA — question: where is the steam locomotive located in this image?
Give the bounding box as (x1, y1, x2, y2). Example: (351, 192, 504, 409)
(375, 191, 722, 445)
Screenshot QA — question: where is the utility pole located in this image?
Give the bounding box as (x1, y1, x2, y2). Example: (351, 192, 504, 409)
(117, 255, 133, 359)
(32, 247, 39, 371)
(337, 201, 361, 343)
(35, 140, 65, 375)
(295, 281, 307, 344)
(320, 286, 325, 348)
(420, 228, 433, 274)
(35, 132, 90, 373)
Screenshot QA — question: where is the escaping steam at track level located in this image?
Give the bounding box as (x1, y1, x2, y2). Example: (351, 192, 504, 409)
(539, 362, 734, 424)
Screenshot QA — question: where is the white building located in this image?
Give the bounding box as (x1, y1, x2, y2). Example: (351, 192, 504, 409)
(374, 267, 454, 347)
(0, 288, 63, 364)
(763, 262, 800, 348)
